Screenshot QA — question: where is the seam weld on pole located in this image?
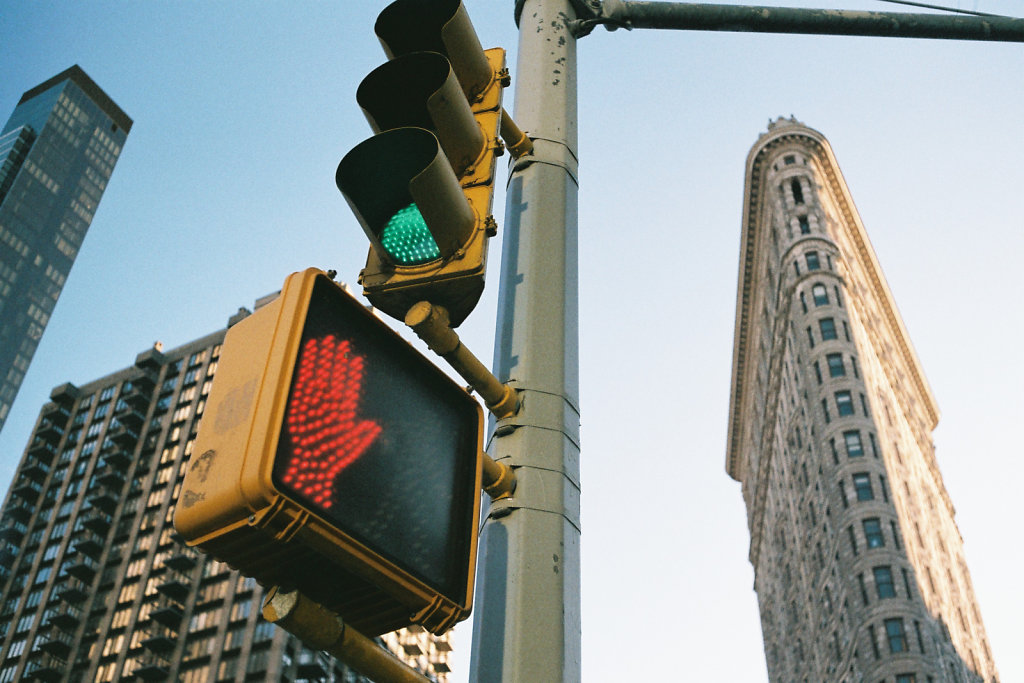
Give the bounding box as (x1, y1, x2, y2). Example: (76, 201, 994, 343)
(405, 301, 519, 419)
(602, 1, 1024, 42)
(261, 588, 431, 683)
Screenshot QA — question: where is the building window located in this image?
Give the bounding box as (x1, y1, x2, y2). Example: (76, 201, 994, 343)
(834, 285, 843, 307)
(874, 566, 896, 598)
(830, 438, 839, 464)
(835, 391, 854, 416)
(860, 575, 871, 607)
(863, 518, 884, 547)
(825, 353, 845, 377)
(879, 475, 890, 502)
(812, 283, 828, 306)
(800, 291, 808, 314)
(799, 215, 810, 234)
(903, 568, 914, 600)
(913, 620, 925, 652)
(806, 252, 821, 270)
(891, 521, 903, 550)
(806, 326, 815, 348)
(847, 525, 858, 554)
(784, 154, 796, 165)
(843, 320, 851, 341)
(860, 392, 870, 416)
(885, 618, 908, 653)
(822, 399, 831, 424)
(853, 473, 874, 501)
(896, 675, 917, 683)
(844, 430, 864, 457)
(813, 361, 822, 384)
(791, 178, 805, 204)
(794, 261, 801, 276)
(819, 317, 837, 340)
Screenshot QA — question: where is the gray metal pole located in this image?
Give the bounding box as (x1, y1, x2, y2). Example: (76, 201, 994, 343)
(575, 1, 1024, 42)
(468, 0, 581, 680)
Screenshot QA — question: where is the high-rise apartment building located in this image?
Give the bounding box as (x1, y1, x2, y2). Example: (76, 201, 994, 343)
(0, 65, 131, 435)
(0, 296, 453, 682)
(726, 118, 998, 682)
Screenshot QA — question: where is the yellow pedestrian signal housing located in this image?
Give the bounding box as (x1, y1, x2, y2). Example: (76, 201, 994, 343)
(336, 0, 506, 327)
(173, 268, 484, 636)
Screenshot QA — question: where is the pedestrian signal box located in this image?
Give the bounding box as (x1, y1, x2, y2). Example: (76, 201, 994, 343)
(173, 268, 484, 636)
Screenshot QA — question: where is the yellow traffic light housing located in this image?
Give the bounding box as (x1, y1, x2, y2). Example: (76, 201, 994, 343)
(336, 0, 506, 327)
(173, 268, 484, 636)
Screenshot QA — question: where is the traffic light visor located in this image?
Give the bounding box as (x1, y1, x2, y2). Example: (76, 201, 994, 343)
(337, 127, 474, 266)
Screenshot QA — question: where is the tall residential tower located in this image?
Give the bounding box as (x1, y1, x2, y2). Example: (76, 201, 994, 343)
(0, 294, 453, 682)
(727, 118, 997, 682)
(0, 65, 131, 435)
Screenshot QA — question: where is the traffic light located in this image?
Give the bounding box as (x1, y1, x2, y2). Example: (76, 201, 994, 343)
(173, 268, 484, 636)
(336, 0, 507, 327)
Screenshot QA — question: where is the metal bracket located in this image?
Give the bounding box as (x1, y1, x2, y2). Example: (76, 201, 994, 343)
(567, 0, 631, 37)
(516, 0, 608, 31)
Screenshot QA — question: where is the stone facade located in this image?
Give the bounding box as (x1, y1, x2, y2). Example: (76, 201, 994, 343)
(726, 118, 998, 683)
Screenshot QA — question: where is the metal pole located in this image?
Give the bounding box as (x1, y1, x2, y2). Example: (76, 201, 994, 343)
(576, 1, 1024, 42)
(468, 0, 581, 680)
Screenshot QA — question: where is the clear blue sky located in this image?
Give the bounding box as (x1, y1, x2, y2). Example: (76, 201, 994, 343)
(2, 1, 1022, 680)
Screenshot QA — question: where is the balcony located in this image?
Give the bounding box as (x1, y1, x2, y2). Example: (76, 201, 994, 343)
(116, 405, 146, 430)
(36, 417, 65, 442)
(148, 594, 185, 628)
(11, 478, 42, 504)
(155, 570, 192, 604)
(26, 438, 58, 464)
(64, 552, 100, 583)
(36, 622, 75, 657)
(0, 523, 25, 546)
(164, 549, 198, 573)
(135, 348, 166, 373)
(99, 446, 132, 470)
(139, 618, 178, 654)
(6, 500, 33, 522)
(80, 507, 112, 535)
(42, 602, 81, 630)
(121, 385, 152, 411)
(87, 488, 119, 514)
(21, 459, 49, 483)
(73, 536, 104, 559)
(24, 651, 65, 682)
(93, 465, 126, 490)
(134, 648, 171, 680)
(107, 419, 139, 448)
(296, 651, 328, 679)
(55, 575, 91, 604)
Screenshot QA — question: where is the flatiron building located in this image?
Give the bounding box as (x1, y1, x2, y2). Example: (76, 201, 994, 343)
(726, 118, 998, 682)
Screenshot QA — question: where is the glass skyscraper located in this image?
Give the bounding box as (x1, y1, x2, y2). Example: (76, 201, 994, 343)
(0, 65, 131, 434)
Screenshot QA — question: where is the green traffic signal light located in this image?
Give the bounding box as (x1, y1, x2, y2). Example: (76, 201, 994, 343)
(380, 202, 441, 265)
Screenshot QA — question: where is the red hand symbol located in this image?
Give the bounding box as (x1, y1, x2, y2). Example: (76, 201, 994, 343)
(280, 335, 382, 508)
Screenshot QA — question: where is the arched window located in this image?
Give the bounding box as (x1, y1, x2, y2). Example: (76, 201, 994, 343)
(812, 284, 829, 306)
(791, 177, 805, 204)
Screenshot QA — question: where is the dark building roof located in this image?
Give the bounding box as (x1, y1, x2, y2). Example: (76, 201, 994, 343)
(19, 64, 133, 133)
